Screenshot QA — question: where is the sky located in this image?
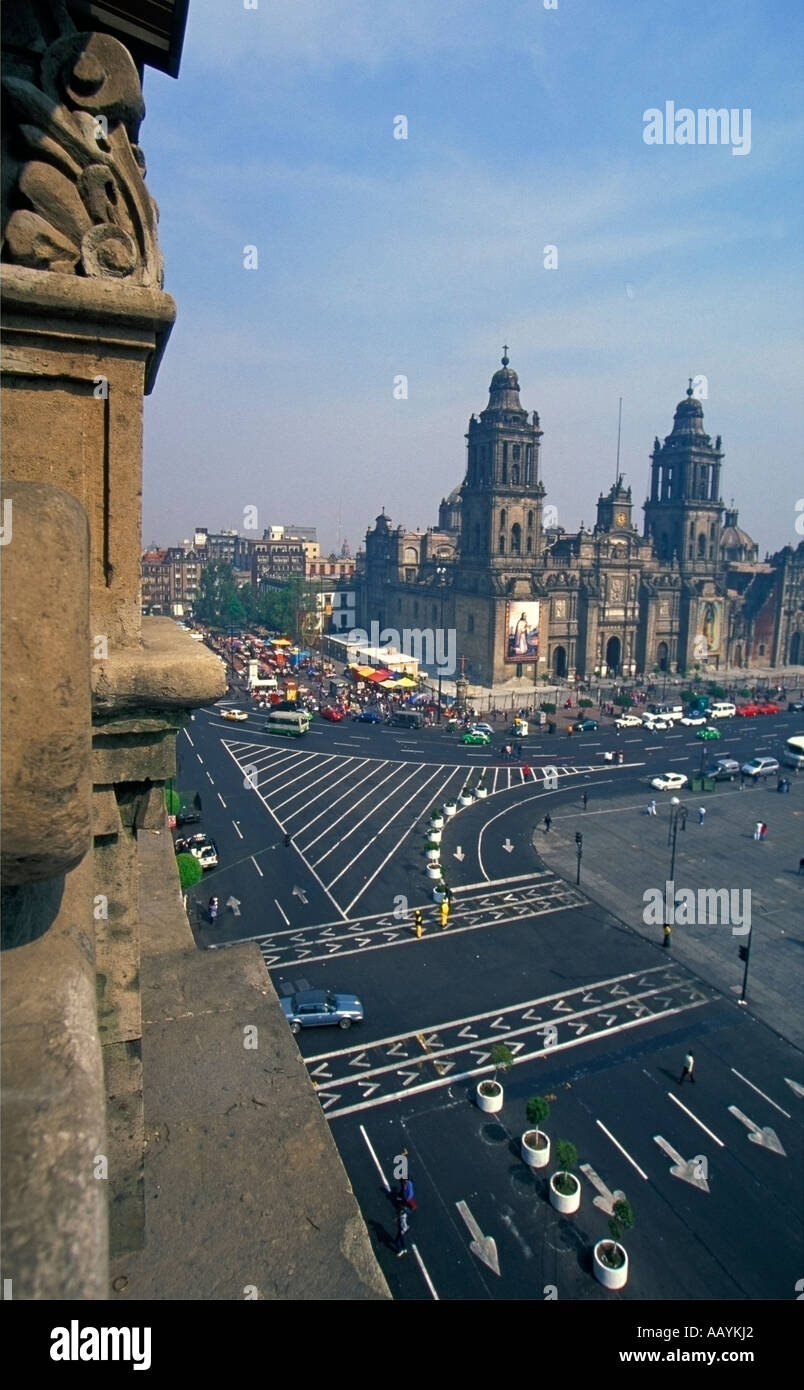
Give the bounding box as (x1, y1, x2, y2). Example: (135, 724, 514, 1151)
(141, 0, 803, 558)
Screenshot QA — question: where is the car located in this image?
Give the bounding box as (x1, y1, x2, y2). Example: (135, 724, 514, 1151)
(680, 714, 707, 727)
(642, 716, 671, 731)
(195, 843, 219, 869)
(614, 714, 642, 728)
(221, 708, 248, 721)
(281, 989, 364, 1034)
(735, 704, 760, 718)
(470, 722, 495, 737)
(462, 729, 492, 745)
(354, 709, 382, 722)
(320, 706, 345, 722)
(175, 832, 208, 855)
(755, 702, 782, 715)
(787, 700, 804, 713)
(704, 758, 740, 781)
(650, 772, 689, 791)
(696, 726, 721, 741)
(572, 718, 599, 733)
(740, 756, 780, 778)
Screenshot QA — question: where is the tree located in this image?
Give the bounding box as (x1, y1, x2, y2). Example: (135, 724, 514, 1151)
(176, 853, 203, 890)
(194, 561, 248, 630)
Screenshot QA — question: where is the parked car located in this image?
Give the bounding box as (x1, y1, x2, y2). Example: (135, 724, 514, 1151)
(755, 702, 782, 715)
(642, 716, 671, 731)
(320, 706, 345, 722)
(470, 722, 495, 737)
(735, 704, 760, 718)
(175, 790, 202, 826)
(174, 832, 208, 855)
(354, 709, 382, 722)
(650, 772, 689, 790)
(680, 714, 707, 727)
(195, 843, 219, 870)
(704, 758, 741, 781)
(281, 989, 364, 1034)
(740, 756, 780, 778)
(787, 700, 804, 713)
(221, 708, 248, 721)
(696, 726, 721, 741)
(572, 718, 599, 733)
(614, 714, 642, 728)
(462, 729, 492, 745)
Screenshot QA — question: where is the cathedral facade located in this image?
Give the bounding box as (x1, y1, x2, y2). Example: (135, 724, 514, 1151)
(356, 356, 804, 687)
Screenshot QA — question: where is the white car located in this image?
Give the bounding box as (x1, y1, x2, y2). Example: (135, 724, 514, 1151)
(614, 714, 642, 728)
(643, 716, 671, 731)
(469, 722, 495, 737)
(222, 709, 248, 722)
(680, 714, 707, 727)
(650, 772, 689, 791)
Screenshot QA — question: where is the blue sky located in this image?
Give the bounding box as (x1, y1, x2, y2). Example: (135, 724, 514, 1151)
(141, 0, 803, 557)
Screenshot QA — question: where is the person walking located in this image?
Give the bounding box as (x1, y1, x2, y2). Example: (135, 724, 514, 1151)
(678, 1051, 695, 1085)
(647, 799, 657, 816)
(698, 806, 706, 826)
(753, 821, 763, 841)
(543, 813, 552, 833)
(760, 822, 768, 841)
(395, 1205, 410, 1257)
(582, 791, 588, 811)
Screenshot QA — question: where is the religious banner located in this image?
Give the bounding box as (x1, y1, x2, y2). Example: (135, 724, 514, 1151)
(695, 599, 722, 658)
(505, 601, 540, 663)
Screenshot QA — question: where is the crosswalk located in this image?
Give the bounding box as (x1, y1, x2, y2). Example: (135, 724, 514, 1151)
(299, 963, 712, 1120)
(256, 873, 584, 968)
(223, 738, 614, 916)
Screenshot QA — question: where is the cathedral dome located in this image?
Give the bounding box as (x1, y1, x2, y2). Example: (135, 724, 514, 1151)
(669, 380, 706, 436)
(484, 349, 527, 416)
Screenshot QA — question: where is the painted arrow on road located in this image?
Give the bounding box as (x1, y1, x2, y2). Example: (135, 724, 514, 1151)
(784, 1077, 804, 1099)
(728, 1106, 787, 1154)
(454, 846, 465, 861)
(226, 896, 241, 916)
(502, 838, 514, 853)
(654, 1136, 711, 1191)
(456, 1200, 500, 1276)
(579, 1163, 625, 1216)
(292, 885, 309, 904)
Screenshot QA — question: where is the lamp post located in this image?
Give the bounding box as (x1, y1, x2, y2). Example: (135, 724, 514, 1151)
(667, 796, 687, 880)
(738, 929, 752, 1005)
(435, 565, 447, 723)
(575, 831, 583, 885)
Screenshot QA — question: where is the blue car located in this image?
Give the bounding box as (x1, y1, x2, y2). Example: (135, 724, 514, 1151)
(354, 709, 382, 722)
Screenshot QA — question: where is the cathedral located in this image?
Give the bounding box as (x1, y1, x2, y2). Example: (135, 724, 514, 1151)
(355, 355, 804, 687)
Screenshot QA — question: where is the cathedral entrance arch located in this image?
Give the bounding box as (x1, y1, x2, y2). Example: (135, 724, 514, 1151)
(605, 636, 621, 675)
(733, 644, 743, 668)
(553, 646, 567, 679)
(790, 630, 802, 665)
(656, 641, 669, 672)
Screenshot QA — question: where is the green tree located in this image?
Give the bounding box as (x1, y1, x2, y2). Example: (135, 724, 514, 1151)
(176, 853, 203, 890)
(194, 561, 247, 630)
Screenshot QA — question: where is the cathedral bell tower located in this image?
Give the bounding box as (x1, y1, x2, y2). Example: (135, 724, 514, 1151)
(643, 382, 724, 573)
(459, 350, 546, 583)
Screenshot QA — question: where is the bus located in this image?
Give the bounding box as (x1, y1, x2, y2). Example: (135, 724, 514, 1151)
(266, 709, 311, 738)
(781, 734, 804, 770)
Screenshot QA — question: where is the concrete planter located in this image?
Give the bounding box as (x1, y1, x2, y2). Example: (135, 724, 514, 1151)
(521, 1130, 551, 1168)
(444, 803, 457, 817)
(428, 826, 443, 843)
(476, 1080, 504, 1113)
(593, 1240, 629, 1290)
(459, 793, 473, 807)
(426, 862, 443, 879)
(432, 885, 447, 904)
(425, 847, 440, 863)
(549, 1171, 581, 1214)
(475, 786, 488, 798)
(431, 815, 444, 830)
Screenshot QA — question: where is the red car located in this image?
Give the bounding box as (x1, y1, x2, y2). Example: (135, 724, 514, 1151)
(320, 706, 345, 722)
(735, 704, 759, 717)
(755, 702, 781, 715)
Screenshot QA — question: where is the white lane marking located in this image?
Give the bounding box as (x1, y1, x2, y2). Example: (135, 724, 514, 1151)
(217, 793, 227, 808)
(281, 758, 374, 822)
(250, 856, 264, 877)
(358, 1124, 391, 1193)
(307, 760, 421, 857)
(206, 771, 214, 784)
(666, 1092, 724, 1145)
(730, 1068, 791, 1119)
(411, 1245, 440, 1300)
(197, 753, 204, 764)
(300, 761, 395, 845)
(269, 754, 342, 805)
(342, 766, 459, 913)
(232, 820, 243, 839)
(595, 1120, 649, 1180)
(273, 898, 290, 926)
(184, 730, 195, 747)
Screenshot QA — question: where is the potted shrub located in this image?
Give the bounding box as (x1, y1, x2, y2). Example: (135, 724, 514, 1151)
(476, 1043, 514, 1114)
(428, 824, 443, 844)
(444, 798, 457, 817)
(593, 1199, 634, 1290)
(549, 1140, 581, 1214)
(426, 859, 443, 879)
(521, 1095, 551, 1168)
(423, 839, 440, 862)
(459, 784, 473, 807)
(541, 702, 557, 715)
(475, 778, 488, 799)
(431, 807, 444, 829)
(432, 881, 447, 904)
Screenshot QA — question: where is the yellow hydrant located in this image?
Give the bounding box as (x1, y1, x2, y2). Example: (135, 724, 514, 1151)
(413, 909, 424, 938)
(440, 900, 450, 929)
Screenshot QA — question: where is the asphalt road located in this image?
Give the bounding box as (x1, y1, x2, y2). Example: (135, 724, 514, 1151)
(174, 701, 804, 1301)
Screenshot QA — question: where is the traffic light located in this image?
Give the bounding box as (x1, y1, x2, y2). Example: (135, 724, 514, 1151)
(575, 832, 583, 848)
(738, 945, 748, 962)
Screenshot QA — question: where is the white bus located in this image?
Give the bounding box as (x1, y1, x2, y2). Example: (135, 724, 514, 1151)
(266, 709, 311, 738)
(781, 735, 804, 770)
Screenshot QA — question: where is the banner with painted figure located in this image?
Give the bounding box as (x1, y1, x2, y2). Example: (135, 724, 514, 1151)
(696, 600, 722, 659)
(505, 601, 540, 662)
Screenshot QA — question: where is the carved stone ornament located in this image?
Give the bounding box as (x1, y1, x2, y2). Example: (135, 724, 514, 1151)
(2, 31, 163, 287)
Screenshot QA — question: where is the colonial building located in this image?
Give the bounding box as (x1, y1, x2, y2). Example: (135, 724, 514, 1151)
(356, 355, 804, 685)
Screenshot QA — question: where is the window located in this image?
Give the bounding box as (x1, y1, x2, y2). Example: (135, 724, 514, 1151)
(697, 533, 706, 558)
(527, 510, 534, 529)
(511, 464, 520, 484)
(526, 536, 532, 554)
(513, 445, 520, 462)
(500, 509, 507, 528)
(511, 523, 521, 554)
(499, 535, 506, 554)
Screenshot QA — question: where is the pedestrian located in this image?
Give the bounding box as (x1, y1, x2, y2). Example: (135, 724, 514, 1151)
(760, 822, 768, 841)
(522, 763, 531, 778)
(647, 799, 657, 816)
(395, 1205, 410, 1256)
(543, 813, 552, 832)
(582, 792, 588, 810)
(753, 821, 762, 841)
(398, 1174, 416, 1210)
(698, 806, 706, 826)
(678, 1052, 695, 1085)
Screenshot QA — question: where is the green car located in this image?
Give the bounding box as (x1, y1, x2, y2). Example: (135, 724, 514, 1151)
(461, 730, 491, 745)
(696, 726, 721, 741)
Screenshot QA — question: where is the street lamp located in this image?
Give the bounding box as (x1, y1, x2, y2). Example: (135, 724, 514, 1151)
(575, 831, 583, 885)
(667, 796, 687, 879)
(435, 565, 447, 723)
(738, 931, 752, 1005)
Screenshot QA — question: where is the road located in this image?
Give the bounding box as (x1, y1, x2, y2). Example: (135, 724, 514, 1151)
(175, 702, 804, 1300)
